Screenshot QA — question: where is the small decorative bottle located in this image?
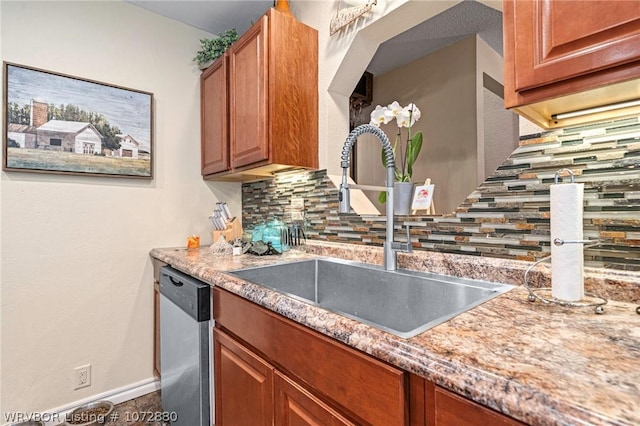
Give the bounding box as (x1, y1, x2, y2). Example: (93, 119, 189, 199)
(275, 0, 293, 16)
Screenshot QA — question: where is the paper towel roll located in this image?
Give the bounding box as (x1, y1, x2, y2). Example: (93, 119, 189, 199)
(550, 182, 584, 301)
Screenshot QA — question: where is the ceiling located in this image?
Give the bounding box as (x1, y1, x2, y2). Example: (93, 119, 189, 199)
(127, 0, 502, 77)
(368, 1, 502, 75)
(127, 1, 274, 35)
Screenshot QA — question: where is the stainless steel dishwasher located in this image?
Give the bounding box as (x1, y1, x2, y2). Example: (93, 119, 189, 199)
(159, 266, 211, 426)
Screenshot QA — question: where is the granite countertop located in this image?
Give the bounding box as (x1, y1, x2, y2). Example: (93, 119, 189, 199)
(150, 242, 640, 426)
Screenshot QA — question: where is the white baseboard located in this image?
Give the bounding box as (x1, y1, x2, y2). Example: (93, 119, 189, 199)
(39, 377, 160, 426)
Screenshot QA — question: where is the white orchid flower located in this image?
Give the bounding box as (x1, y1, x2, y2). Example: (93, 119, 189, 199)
(369, 104, 391, 127)
(396, 110, 411, 128)
(384, 101, 403, 121)
(400, 103, 421, 128)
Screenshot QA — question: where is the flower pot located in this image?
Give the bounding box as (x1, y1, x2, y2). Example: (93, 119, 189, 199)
(393, 182, 415, 215)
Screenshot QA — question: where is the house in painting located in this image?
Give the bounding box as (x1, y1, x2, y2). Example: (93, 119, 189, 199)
(7, 123, 37, 148)
(36, 120, 103, 154)
(116, 134, 139, 158)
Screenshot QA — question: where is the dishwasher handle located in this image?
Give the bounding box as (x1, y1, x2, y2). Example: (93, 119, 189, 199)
(169, 276, 184, 287)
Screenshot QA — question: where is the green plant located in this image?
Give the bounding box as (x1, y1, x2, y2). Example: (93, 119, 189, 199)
(194, 29, 239, 67)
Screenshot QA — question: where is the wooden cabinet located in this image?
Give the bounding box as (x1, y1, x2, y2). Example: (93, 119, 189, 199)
(503, 0, 640, 128)
(213, 287, 408, 426)
(151, 258, 167, 378)
(228, 17, 268, 169)
(201, 56, 228, 175)
(411, 377, 525, 426)
(274, 371, 355, 426)
(214, 328, 273, 426)
(201, 7, 318, 181)
(213, 287, 528, 426)
(430, 385, 525, 426)
(214, 326, 356, 426)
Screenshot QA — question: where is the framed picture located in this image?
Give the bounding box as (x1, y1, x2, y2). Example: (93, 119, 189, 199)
(411, 182, 435, 214)
(3, 62, 153, 178)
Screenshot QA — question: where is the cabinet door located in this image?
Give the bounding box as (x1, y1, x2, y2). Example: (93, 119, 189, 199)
(428, 383, 525, 426)
(153, 283, 160, 378)
(214, 287, 408, 426)
(274, 371, 356, 426)
(507, 0, 640, 92)
(229, 16, 269, 169)
(151, 259, 166, 378)
(214, 328, 273, 426)
(201, 56, 229, 175)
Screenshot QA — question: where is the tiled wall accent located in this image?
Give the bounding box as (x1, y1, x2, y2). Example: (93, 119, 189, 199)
(242, 116, 640, 271)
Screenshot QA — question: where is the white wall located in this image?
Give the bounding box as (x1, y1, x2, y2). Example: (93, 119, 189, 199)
(0, 0, 240, 414)
(476, 34, 516, 181)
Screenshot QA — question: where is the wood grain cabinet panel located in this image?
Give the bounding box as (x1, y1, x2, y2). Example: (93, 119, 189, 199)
(229, 18, 268, 169)
(274, 371, 356, 426)
(200, 7, 318, 180)
(432, 384, 526, 426)
(151, 258, 167, 379)
(504, 0, 640, 119)
(211, 286, 532, 426)
(512, 0, 640, 92)
(201, 56, 229, 175)
(213, 287, 408, 426)
(214, 328, 274, 426)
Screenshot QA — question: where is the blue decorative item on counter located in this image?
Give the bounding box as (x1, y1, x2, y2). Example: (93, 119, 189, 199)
(263, 218, 284, 253)
(251, 221, 266, 242)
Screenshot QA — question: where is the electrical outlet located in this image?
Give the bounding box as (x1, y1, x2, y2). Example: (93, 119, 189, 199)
(74, 364, 91, 390)
(290, 197, 305, 220)
(290, 197, 304, 209)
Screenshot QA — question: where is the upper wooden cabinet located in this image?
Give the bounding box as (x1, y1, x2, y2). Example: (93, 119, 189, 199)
(503, 0, 640, 128)
(201, 8, 318, 181)
(229, 18, 269, 170)
(201, 56, 229, 175)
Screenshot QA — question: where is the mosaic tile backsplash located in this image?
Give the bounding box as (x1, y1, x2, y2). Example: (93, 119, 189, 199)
(242, 116, 640, 271)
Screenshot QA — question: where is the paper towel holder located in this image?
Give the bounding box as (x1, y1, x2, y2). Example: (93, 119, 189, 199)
(524, 255, 607, 314)
(554, 168, 575, 184)
(553, 237, 595, 246)
(522, 168, 608, 314)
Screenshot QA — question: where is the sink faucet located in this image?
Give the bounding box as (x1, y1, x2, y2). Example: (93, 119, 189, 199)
(338, 124, 412, 271)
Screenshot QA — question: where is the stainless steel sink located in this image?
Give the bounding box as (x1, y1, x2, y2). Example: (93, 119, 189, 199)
(229, 258, 513, 338)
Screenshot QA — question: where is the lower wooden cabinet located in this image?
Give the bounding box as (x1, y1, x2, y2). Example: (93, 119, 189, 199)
(274, 371, 355, 426)
(213, 287, 407, 426)
(214, 326, 356, 426)
(212, 287, 527, 426)
(151, 258, 167, 379)
(430, 383, 526, 426)
(413, 369, 526, 426)
(214, 328, 273, 426)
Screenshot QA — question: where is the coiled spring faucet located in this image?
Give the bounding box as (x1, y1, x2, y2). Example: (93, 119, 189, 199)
(338, 124, 412, 271)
